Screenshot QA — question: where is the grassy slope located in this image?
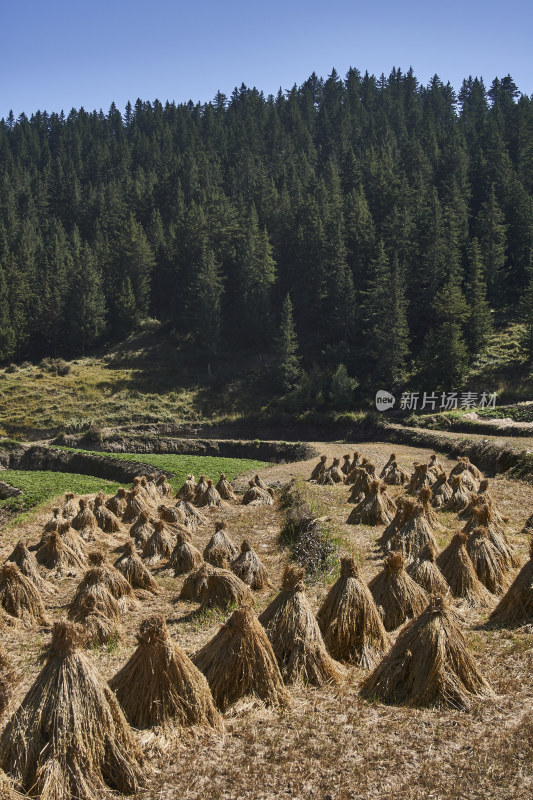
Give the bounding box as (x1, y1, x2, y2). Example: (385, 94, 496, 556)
(0, 470, 121, 516)
(0, 319, 531, 440)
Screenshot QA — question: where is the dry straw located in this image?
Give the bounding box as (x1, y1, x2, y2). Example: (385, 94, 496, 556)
(347, 468, 373, 504)
(203, 523, 238, 567)
(443, 475, 474, 513)
(62, 492, 78, 518)
(75, 594, 122, 647)
(106, 487, 127, 517)
(114, 542, 160, 594)
(197, 479, 224, 509)
(0, 646, 16, 716)
(93, 495, 121, 533)
(110, 615, 221, 730)
(176, 474, 197, 502)
(176, 500, 206, 531)
(6, 540, 49, 592)
(466, 527, 510, 595)
(193, 606, 290, 711)
(489, 538, 533, 626)
(142, 520, 174, 563)
(231, 540, 271, 589)
(201, 569, 253, 611)
(43, 507, 61, 533)
(68, 568, 121, 622)
(347, 480, 396, 526)
(216, 473, 237, 501)
(122, 488, 147, 523)
(318, 457, 345, 485)
(382, 458, 409, 486)
(407, 542, 449, 596)
(71, 498, 98, 540)
(317, 556, 390, 668)
(362, 595, 493, 708)
(392, 502, 439, 561)
(0, 621, 144, 800)
(179, 563, 214, 602)
(170, 533, 203, 576)
(368, 552, 428, 631)
(36, 530, 87, 573)
(129, 510, 154, 548)
(158, 504, 186, 526)
(259, 566, 344, 686)
(155, 474, 173, 498)
(194, 475, 209, 505)
(57, 520, 87, 559)
(310, 455, 327, 481)
(436, 533, 492, 607)
(418, 487, 445, 531)
(430, 471, 453, 508)
(0, 564, 48, 626)
(87, 551, 136, 605)
(406, 463, 434, 495)
(242, 480, 274, 506)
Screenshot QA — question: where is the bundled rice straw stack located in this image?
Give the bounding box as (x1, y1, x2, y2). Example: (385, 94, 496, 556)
(0, 621, 144, 799)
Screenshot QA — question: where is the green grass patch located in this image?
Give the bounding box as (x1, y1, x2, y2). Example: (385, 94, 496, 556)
(47, 446, 269, 491)
(0, 470, 121, 522)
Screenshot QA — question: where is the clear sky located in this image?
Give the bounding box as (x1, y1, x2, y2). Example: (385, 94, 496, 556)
(2, 0, 531, 120)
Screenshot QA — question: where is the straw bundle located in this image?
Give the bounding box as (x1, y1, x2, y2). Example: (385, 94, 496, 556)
(106, 487, 127, 517)
(122, 488, 147, 523)
(362, 595, 493, 708)
(317, 557, 390, 668)
(200, 569, 253, 611)
(197, 479, 224, 509)
(443, 475, 474, 513)
(179, 563, 214, 602)
(6, 540, 48, 592)
(129, 510, 154, 548)
(93, 495, 121, 533)
(142, 520, 174, 564)
(110, 615, 221, 730)
(428, 454, 444, 476)
(390, 503, 438, 561)
(193, 606, 289, 711)
(379, 454, 396, 479)
(379, 498, 413, 552)
(203, 523, 238, 567)
(254, 474, 269, 490)
(369, 553, 428, 631)
(242, 480, 274, 506)
(341, 454, 352, 476)
(87, 551, 137, 605)
(407, 542, 449, 596)
(406, 463, 434, 495)
(0, 564, 48, 626)
(43, 507, 61, 533)
(36, 531, 87, 574)
(436, 533, 492, 607)
(383, 459, 409, 486)
(259, 566, 343, 686)
(347, 468, 373, 504)
(170, 533, 203, 576)
(158, 504, 186, 526)
(450, 456, 482, 480)
(347, 480, 396, 526)
(465, 504, 518, 568)
(216, 473, 237, 501)
(489, 538, 533, 626)
(466, 527, 510, 595)
(114, 541, 160, 594)
(418, 487, 445, 531)
(430, 471, 453, 508)
(71, 498, 98, 540)
(156, 474, 173, 498)
(176, 474, 197, 502)
(310, 455, 327, 481)
(0, 646, 16, 716)
(318, 458, 345, 485)
(57, 519, 87, 558)
(231, 541, 271, 590)
(176, 500, 206, 531)
(194, 476, 208, 505)
(62, 492, 78, 518)
(68, 568, 121, 622)
(0, 621, 144, 799)
(75, 594, 122, 647)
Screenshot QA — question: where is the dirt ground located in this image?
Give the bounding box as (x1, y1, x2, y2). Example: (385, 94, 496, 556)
(1, 440, 533, 800)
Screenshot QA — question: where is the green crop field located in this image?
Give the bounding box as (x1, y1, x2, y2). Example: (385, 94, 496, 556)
(0, 470, 122, 518)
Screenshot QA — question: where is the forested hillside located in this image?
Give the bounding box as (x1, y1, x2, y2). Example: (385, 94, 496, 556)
(1, 68, 532, 398)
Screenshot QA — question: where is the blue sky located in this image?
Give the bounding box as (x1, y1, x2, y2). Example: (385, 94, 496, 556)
(2, 0, 531, 119)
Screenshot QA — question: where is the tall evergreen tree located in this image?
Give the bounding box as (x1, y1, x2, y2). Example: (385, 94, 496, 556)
(188, 248, 224, 366)
(275, 294, 301, 392)
(0, 262, 15, 361)
(465, 238, 492, 356)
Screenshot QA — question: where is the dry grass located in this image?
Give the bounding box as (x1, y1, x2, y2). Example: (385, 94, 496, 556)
(369, 553, 428, 631)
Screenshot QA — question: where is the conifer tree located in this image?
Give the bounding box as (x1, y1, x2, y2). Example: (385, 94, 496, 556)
(420, 272, 469, 388)
(466, 238, 492, 356)
(518, 272, 533, 362)
(275, 294, 301, 392)
(0, 262, 15, 361)
(475, 184, 507, 303)
(189, 248, 224, 365)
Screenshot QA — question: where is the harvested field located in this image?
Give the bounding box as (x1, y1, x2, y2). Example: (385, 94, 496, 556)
(0, 440, 533, 799)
